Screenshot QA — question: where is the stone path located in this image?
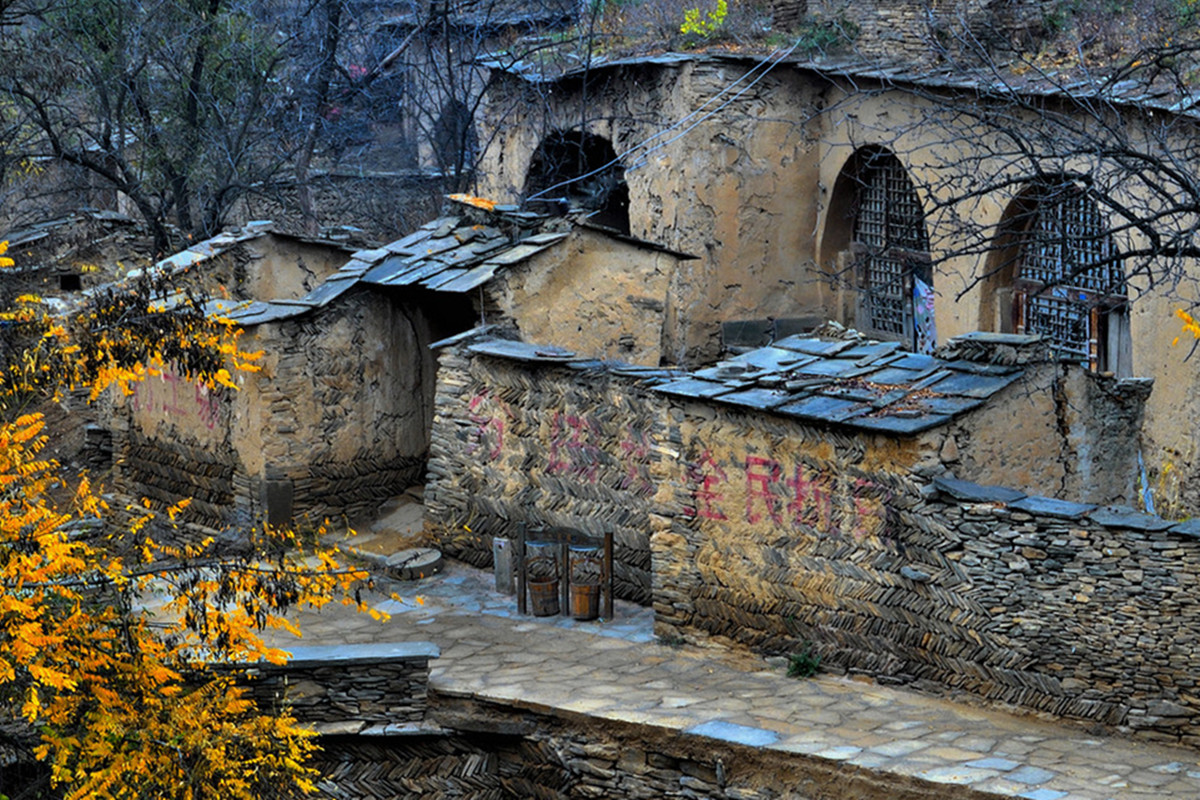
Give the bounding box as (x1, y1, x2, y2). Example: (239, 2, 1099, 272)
(261, 546, 1200, 800)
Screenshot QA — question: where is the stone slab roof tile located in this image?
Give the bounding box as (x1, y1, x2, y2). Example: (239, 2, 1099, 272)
(1088, 506, 1174, 532)
(435, 263, 503, 293)
(916, 395, 987, 415)
(303, 276, 357, 308)
(421, 268, 469, 290)
(847, 412, 953, 435)
(926, 371, 1022, 398)
(773, 335, 856, 356)
(1008, 496, 1096, 519)
(362, 254, 418, 284)
(933, 476, 1027, 503)
(863, 366, 937, 385)
(718, 387, 798, 410)
(727, 347, 816, 371)
(775, 393, 870, 423)
(655, 377, 738, 399)
(839, 341, 903, 360)
(790, 357, 878, 379)
(643, 335, 1027, 436)
(467, 339, 579, 363)
(1169, 519, 1200, 539)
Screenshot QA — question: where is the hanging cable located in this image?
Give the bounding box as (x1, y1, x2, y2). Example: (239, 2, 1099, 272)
(524, 37, 810, 204)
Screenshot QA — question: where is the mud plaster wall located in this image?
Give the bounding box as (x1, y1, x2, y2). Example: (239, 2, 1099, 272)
(485, 227, 681, 365)
(232, 289, 437, 524)
(429, 346, 1200, 741)
(113, 289, 437, 528)
(479, 62, 827, 365)
(239, 235, 350, 301)
(940, 363, 1149, 505)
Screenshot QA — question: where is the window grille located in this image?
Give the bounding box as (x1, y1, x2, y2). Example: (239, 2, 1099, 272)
(1015, 186, 1125, 365)
(853, 153, 931, 340)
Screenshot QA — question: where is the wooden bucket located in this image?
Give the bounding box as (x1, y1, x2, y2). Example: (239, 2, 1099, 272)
(570, 583, 600, 621)
(529, 579, 560, 617)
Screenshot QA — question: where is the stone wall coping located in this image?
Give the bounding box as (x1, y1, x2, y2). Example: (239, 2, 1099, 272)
(244, 641, 440, 669)
(1088, 505, 1176, 532)
(932, 475, 1026, 503)
(1007, 496, 1097, 520)
(1170, 518, 1200, 539)
(934, 476, 1197, 536)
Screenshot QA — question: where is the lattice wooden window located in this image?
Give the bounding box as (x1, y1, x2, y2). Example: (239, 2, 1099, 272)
(852, 153, 931, 342)
(1014, 186, 1125, 367)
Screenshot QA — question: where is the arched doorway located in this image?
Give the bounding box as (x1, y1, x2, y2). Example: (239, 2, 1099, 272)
(523, 130, 630, 234)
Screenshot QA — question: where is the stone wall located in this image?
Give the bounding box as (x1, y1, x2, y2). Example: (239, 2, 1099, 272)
(237, 171, 445, 244)
(477, 56, 1200, 520)
(425, 345, 672, 604)
(237, 643, 438, 732)
(660, 436, 1200, 742)
(306, 695, 972, 800)
(113, 288, 460, 530)
(232, 289, 445, 525)
(428, 341, 1200, 742)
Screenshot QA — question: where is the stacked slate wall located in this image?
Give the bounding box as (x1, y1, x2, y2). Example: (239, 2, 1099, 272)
(661, 408, 1200, 742)
(425, 347, 670, 604)
(237, 643, 437, 730)
(429, 344, 1200, 743)
(309, 697, 951, 800)
(235, 290, 436, 525)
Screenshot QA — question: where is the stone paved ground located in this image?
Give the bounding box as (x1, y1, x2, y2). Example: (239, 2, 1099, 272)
(250, 526, 1200, 800)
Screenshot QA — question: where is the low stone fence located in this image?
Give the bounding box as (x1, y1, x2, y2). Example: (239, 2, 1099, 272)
(236, 642, 439, 734)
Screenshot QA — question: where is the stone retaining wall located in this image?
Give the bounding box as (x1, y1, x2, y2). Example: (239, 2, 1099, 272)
(307, 695, 970, 800)
(237, 643, 438, 732)
(428, 342, 1200, 743)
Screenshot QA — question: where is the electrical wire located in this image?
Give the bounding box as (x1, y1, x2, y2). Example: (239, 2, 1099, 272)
(524, 37, 809, 203)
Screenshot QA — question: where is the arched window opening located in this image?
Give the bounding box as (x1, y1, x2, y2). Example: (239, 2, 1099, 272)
(1009, 183, 1129, 373)
(523, 130, 630, 234)
(834, 148, 934, 352)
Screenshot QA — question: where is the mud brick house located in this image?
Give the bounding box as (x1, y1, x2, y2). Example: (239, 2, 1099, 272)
(109, 197, 692, 529)
(424, 327, 1200, 744)
(471, 51, 1200, 516)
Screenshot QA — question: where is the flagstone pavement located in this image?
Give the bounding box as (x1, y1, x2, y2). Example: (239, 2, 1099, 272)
(248, 524, 1200, 800)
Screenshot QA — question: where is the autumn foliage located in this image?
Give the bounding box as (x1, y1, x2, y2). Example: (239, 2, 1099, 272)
(0, 242, 375, 800)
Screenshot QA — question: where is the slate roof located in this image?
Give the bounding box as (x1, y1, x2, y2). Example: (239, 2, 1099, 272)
(652, 334, 1024, 434)
(461, 330, 1025, 435)
(488, 51, 1200, 120)
(220, 196, 691, 328)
